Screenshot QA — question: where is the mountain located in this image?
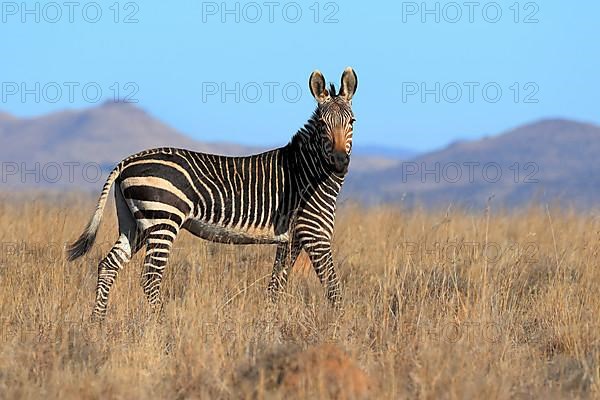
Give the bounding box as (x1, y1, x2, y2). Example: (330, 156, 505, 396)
(0, 102, 262, 166)
(352, 144, 418, 160)
(347, 144, 417, 172)
(0, 103, 404, 186)
(344, 119, 600, 208)
(0, 111, 16, 121)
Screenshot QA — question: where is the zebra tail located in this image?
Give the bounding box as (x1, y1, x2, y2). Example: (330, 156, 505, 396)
(66, 165, 121, 261)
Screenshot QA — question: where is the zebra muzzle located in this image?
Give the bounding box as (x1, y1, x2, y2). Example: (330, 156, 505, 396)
(331, 151, 349, 174)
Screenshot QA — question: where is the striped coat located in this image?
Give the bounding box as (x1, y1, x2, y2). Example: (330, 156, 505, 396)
(67, 67, 358, 319)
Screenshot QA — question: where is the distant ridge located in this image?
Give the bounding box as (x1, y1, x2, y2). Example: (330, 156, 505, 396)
(0, 111, 16, 121)
(345, 118, 600, 208)
(0, 102, 263, 166)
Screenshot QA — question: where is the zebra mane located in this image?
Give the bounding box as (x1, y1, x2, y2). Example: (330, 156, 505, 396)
(287, 111, 320, 150)
(328, 83, 337, 97)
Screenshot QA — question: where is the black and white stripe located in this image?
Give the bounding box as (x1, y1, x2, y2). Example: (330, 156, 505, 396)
(67, 68, 358, 319)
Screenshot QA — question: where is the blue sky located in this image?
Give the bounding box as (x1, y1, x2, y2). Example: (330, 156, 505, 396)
(0, 1, 598, 152)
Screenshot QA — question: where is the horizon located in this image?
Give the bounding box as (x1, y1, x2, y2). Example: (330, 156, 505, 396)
(1, 101, 596, 155)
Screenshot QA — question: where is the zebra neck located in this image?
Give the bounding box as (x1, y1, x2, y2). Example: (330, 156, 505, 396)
(286, 128, 345, 199)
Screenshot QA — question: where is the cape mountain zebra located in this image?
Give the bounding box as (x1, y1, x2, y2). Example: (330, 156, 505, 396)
(67, 67, 358, 319)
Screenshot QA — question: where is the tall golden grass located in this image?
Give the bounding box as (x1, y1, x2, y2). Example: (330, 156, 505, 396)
(0, 195, 599, 398)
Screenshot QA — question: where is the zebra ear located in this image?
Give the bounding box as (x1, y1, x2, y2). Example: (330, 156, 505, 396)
(309, 70, 330, 103)
(339, 67, 358, 102)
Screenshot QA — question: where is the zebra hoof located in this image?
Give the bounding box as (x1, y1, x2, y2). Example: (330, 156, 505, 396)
(89, 312, 106, 324)
(266, 287, 282, 303)
(327, 295, 342, 310)
(147, 302, 165, 322)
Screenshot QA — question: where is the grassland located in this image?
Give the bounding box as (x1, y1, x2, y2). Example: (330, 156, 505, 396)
(0, 195, 599, 399)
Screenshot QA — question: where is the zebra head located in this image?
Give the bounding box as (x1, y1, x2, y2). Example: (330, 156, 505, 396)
(309, 67, 358, 174)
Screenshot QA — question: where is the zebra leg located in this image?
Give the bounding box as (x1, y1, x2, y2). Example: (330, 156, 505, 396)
(305, 244, 341, 306)
(91, 187, 138, 321)
(267, 242, 301, 301)
(140, 229, 178, 313)
(92, 234, 132, 320)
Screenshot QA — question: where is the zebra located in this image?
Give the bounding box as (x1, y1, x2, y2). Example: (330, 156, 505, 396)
(67, 67, 358, 320)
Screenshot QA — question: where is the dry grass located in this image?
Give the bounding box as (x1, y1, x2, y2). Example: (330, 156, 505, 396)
(1, 194, 599, 399)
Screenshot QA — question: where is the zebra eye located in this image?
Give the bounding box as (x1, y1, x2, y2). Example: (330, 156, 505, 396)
(350, 118, 356, 125)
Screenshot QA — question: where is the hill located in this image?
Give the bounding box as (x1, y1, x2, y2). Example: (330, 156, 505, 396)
(345, 119, 600, 208)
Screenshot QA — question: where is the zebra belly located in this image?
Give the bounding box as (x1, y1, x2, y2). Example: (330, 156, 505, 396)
(182, 218, 289, 245)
